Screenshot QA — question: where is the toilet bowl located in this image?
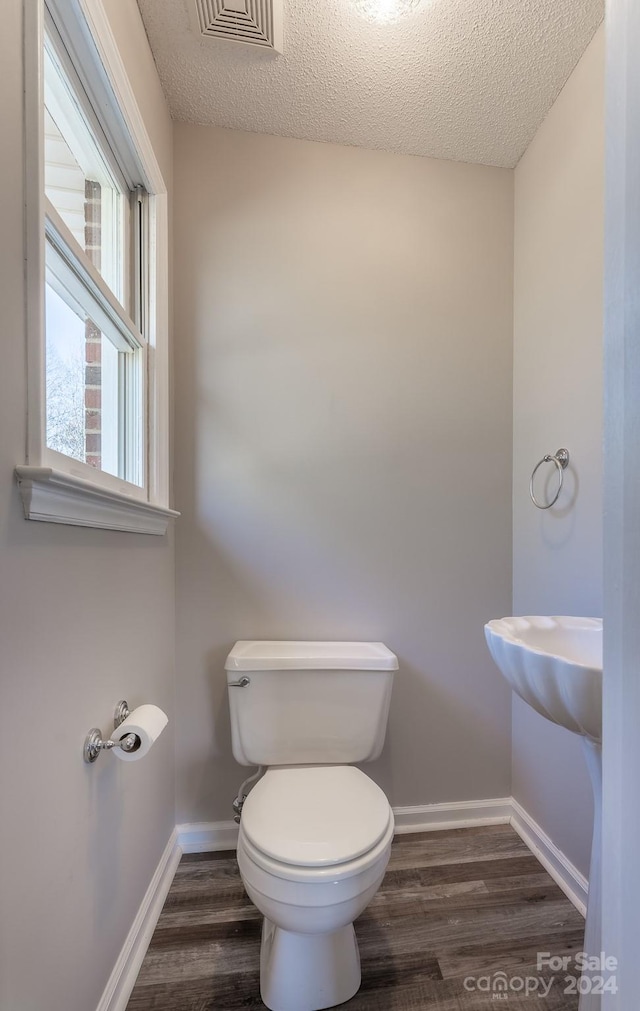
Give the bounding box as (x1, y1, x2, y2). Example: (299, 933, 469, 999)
(237, 764, 394, 1011)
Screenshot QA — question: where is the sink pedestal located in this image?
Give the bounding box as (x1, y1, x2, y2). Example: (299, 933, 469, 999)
(579, 739, 602, 1011)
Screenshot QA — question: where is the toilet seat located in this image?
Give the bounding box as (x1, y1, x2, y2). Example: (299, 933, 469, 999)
(240, 765, 393, 881)
(239, 817, 395, 885)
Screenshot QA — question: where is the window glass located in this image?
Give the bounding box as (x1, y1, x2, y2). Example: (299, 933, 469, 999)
(45, 283, 86, 464)
(45, 241, 143, 485)
(43, 37, 126, 305)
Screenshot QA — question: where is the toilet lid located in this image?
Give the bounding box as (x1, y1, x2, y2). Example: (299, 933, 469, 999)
(241, 766, 392, 867)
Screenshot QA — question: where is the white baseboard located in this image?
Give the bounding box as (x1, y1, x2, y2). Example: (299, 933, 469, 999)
(96, 827, 182, 1011)
(510, 799, 588, 917)
(393, 797, 513, 833)
(177, 819, 239, 853)
(176, 798, 513, 853)
(176, 797, 587, 919)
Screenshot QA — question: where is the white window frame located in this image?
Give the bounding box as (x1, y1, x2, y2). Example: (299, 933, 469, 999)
(17, 0, 177, 535)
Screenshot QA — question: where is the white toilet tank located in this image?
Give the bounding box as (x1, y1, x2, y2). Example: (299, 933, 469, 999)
(226, 641, 398, 767)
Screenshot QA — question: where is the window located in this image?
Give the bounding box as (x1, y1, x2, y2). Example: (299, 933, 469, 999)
(44, 15, 145, 487)
(18, 0, 175, 534)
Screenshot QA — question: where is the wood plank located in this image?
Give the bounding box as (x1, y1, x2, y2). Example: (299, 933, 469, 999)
(383, 852, 546, 889)
(353, 903, 582, 960)
(437, 931, 585, 979)
(387, 826, 530, 871)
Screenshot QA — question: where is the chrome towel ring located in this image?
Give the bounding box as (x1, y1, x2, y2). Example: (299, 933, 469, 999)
(529, 448, 570, 510)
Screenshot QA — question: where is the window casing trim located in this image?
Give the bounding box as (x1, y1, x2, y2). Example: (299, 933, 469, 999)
(22, 0, 173, 527)
(15, 467, 179, 536)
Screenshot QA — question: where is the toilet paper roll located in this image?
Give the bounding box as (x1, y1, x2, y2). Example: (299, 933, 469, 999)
(109, 704, 168, 762)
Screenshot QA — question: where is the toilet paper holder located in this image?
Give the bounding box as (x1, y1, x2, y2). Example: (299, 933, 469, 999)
(114, 700, 131, 727)
(83, 699, 139, 764)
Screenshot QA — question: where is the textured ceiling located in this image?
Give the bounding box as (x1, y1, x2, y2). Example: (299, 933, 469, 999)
(137, 0, 604, 168)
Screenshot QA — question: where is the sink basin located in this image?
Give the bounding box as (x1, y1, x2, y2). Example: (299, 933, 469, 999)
(484, 615, 602, 743)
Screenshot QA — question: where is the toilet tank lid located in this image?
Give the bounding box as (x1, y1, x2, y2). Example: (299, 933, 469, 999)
(225, 640, 398, 671)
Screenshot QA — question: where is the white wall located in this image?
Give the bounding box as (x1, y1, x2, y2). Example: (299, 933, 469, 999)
(512, 27, 604, 877)
(0, 4, 175, 1011)
(173, 124, 514, 825)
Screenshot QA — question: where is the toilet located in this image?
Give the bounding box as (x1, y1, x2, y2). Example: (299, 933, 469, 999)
(225, 640, 398, 1011)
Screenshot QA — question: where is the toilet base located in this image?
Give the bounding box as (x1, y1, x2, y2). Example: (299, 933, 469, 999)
(259, 918, 361, 1011)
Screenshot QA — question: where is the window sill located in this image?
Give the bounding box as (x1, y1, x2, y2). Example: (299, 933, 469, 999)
(15, 467, 179, 535)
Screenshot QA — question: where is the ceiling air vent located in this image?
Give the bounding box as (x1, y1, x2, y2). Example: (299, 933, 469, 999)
(191, 0, 283, 53)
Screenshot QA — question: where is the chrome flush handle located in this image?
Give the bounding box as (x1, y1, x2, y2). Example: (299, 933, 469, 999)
(228, 676, 251, 688)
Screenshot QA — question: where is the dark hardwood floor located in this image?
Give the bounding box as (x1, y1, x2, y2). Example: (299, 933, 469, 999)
(126, 824, 585, 1010)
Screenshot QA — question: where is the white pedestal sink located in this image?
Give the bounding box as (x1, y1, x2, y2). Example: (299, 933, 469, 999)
(484, 616, 603, 1011)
